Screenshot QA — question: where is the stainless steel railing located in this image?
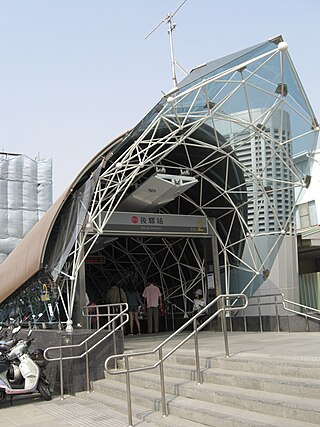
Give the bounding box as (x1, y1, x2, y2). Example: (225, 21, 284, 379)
(105, 293, 248, 427)
(282, 294, 320, 330)
(82, 303, 129, 331)
(228, 292, 320, 333)
(44, 303, 129, 399)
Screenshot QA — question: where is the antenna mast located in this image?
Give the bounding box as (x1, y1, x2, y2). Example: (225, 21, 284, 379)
(145, 0, 187, 88)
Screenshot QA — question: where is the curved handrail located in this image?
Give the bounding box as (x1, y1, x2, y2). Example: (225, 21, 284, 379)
(43, 303, 129, 401)
(44, 303, 128, 362)
(105, 293, 247, 373)
(82, 302, 127, 330)
(104, 293, 247, 426)
(247, 292, 320, 321)
(281, 294, 320, 321)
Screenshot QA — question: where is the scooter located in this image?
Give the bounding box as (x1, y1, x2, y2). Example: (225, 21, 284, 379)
(0, 325, 21, 353)
(0, 328, 51, 402)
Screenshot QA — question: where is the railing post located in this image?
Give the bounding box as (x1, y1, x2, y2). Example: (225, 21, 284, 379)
(275, 295, 280, 332)
(193, 318, 201, 384)
(97, 306, 100, 330)
(159, 347, 167, 417)
(258, 296, 263, 332)
(221, 298, 230, 358)
(124, 356, 133, 427)
(113, 323, 117, 363)
(120, 304, 125, 331)
(85, 307, 89, 330)
(305, 313, 310, 332)
(107, 306, 111, 330)
(171, 304, 175, 332)
(225, 297, 232, 332)
(243, 306, 248, 332)
(85, 341, 90, 392)
(59, 347, 64, 400)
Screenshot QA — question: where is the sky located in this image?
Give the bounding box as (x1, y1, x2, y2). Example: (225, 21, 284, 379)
(0, 0, 319, 200)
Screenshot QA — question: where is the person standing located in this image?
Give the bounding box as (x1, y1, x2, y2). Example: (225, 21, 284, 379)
(125, 282, 142, 335)
(106, 283, 127, 326)
(106, 283, 127, 305)
(192, 289, 207, 326)
(142, 282, 162, 333)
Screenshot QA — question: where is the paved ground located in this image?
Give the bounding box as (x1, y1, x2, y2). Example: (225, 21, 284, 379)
(2, 331, 320, 426)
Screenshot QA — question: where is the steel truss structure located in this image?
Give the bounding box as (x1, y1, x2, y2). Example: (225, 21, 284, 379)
(51, 36, 318, 329)
(1, 37, 317, 329)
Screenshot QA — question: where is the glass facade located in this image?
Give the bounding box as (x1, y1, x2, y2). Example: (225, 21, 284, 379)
(0, 37, 318, 326)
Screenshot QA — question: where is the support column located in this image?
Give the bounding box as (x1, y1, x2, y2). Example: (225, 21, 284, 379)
(208, 218, 222, 331)
(208, 217, 222, 298)
(72, 246, 87, 328)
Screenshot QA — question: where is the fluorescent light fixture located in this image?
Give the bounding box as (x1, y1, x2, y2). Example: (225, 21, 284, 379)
(118, 173, 198, 212)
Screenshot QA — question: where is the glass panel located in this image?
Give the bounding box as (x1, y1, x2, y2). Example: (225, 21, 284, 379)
(44, 164, 103, 280)
(283, 54, 315, 118)
(179, 41, 278, 92)
(309, 200, 317, 226)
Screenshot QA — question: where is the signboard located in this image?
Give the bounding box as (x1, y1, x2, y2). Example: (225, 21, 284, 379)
(207, 273, 215, 289)
(85, 256, 106, 264)
(96, 212, 208, 236)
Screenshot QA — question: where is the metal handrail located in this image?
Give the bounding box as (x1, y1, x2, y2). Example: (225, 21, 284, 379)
(105, 293, 248, 427)
(236, 293, 320, 333)
(44, 303, 129, 399)
(281, 295, 320, 332)
(82, 303, 128, 331)
(247, 292, 320, 320)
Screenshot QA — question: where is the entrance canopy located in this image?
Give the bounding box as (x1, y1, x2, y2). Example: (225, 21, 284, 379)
(0, 36, 318, 326)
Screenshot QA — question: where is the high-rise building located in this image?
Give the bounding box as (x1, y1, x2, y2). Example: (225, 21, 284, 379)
(0, 152, 52, 263)
(216, 109, 294, 234)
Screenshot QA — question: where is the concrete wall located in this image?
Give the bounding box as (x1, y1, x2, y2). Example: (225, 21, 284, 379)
(17, 328, 124, 395)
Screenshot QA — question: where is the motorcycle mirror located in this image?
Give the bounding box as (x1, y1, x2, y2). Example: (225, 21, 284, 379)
(27, 329, 33, 338)
(38, 312, 44, 319)
(12, 325, 21, 335)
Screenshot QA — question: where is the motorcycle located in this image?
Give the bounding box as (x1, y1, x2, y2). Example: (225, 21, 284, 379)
(0, 325, 20, 352)
(0, 327, 51, 402)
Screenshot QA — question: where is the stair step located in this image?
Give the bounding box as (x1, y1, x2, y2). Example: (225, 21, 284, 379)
(114, 357, 320, 399)
(117, 351, 320, 380)
(211, 356, 320, 380)
(92, 379, 317, 427)
(78, 390, 208, 427)
(105, 370, 320, 424)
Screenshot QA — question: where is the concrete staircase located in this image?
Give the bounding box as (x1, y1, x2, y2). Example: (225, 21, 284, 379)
(79, 349, 320, 426)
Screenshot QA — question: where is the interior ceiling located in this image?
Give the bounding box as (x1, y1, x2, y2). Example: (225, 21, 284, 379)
(86, 235, 206, 308)
(86, 121, 247, 304)
(108, 120, 247, 263)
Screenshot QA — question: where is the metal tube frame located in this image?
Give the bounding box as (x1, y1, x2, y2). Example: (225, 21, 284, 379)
(105, 294, 248, 426)
(44, 303, 129, 399)
(52, 41, 318, 330)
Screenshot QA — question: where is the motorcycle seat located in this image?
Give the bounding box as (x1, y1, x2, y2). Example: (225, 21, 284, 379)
(0, 359, 10, 373)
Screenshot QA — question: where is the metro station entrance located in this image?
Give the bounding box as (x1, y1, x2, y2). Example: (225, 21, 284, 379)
(83, 211, 219, 333)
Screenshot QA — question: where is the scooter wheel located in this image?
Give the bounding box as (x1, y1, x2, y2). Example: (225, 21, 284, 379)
(38, 379, 52, 401)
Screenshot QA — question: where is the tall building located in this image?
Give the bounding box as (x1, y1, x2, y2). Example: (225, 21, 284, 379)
(0, 152, 52, 263)
(295, 149, 320, 308)
(216, 109, 294, 234)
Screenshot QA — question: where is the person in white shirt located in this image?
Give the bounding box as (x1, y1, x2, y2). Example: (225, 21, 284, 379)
(142, 282, 162, 333)
(192, 289, 206, 326)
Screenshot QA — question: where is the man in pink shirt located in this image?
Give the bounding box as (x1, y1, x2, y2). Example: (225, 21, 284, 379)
(142, 282, 162, 333)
